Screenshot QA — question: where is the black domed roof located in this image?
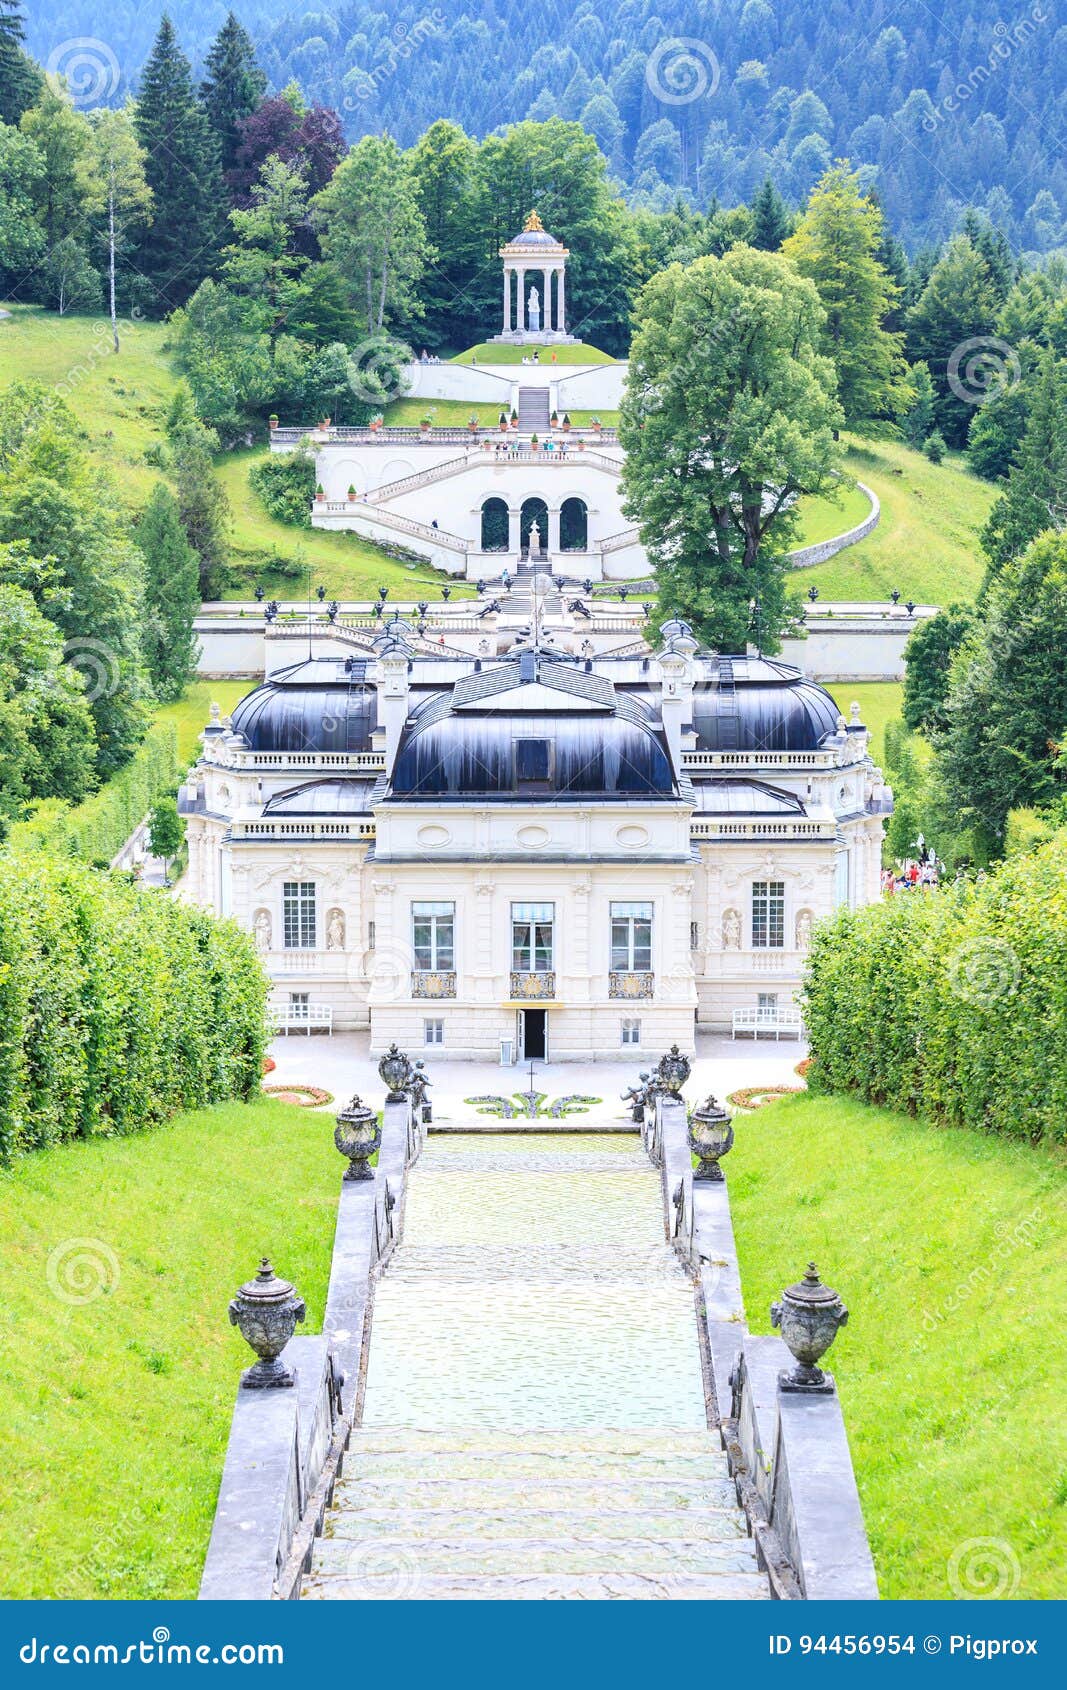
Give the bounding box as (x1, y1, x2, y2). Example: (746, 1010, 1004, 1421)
(690, 658, 842, 753)
(228, 660, 378, 754)
(511, 228, 559, 247)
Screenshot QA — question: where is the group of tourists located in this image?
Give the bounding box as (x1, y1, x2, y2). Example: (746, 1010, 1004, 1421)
(882, 836, 942, 893)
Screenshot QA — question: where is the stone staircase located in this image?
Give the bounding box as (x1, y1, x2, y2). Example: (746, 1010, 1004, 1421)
(304, 1429, 765, 1598)
(518, 386, 551, 432)
(303, 1134, 768, 1601)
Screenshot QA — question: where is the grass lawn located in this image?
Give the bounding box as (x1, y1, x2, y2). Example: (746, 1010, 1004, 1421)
(451, 341, 617, 364)
(152, 680, 252, 764)
(0, 302, 177, 509)
(729, 1092, 1066, 1600)
(0, 1096, 341, 1599)
(214, 448, 474, 600)
(794, 478, 873, 548)
(799, 434, 996, 604)
(827, 682, 902, 764)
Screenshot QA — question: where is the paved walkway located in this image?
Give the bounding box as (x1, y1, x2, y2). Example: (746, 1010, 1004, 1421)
(304, 1133, 766, 1599)
(266, 1030, 807, 1123)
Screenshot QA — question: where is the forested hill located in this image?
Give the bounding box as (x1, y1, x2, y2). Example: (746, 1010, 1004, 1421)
(25, 1, 1067, 252)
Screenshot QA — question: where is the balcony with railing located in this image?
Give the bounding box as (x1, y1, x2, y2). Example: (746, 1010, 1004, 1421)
(608, 970, 655, 1000)
(411, 970, 457, 999)
(509, 970, 556, 1000)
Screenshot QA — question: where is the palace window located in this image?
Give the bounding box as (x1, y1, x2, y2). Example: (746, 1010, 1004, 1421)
(611, 902, 653, 971)
(751, 881, 785, 949)
(515, 737, 552, 788)
(621, 1018, 641, 1046)
(757, 992, 778, 1013)
(282, 882, 316, 949)
(412, 901, 454, 970)
(424, 1019, 444, 1046)
(288, 992, 309, 1021)
(512, 903, 554, 972)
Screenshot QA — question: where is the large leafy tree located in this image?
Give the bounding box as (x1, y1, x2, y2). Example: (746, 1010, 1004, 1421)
(902, 604, 976, 734)
(936, 531, 1067, 854)
(313, 134, 430, 333)
(0, 124, 45, 284)
(133, 15, 225, 314)
(0, 578, 97, 832)
(981, 353, 1067, 579)
(136, 484, 200, 700)
(199, 11, 266, 178)
(783, 165, 910, 425)
(619, 245, 842, 652)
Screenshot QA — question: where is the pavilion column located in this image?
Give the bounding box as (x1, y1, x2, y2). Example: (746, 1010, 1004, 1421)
(557, 266, 566, 334)
(517, 268, 526, 333)
(547, 506, 561, 554)
(507, 508, 521, 553)
(502, 268, 511, 334)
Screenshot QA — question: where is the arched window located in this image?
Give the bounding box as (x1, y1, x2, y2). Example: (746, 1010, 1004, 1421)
(520, 497, 549, 557)
(480, 497, 508, 551)
(560, 496, 588, 551)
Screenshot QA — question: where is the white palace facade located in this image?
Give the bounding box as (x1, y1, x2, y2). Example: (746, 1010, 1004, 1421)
(180, 600, 891, 1061)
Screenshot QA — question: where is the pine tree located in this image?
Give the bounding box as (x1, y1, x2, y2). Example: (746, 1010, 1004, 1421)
(901, 360, 935, 448)
(748, 178, 790, 250)
(200, 12, 266, 180)
(136, 484, 200, 700)
(165, 387, 231, 596)
(783, 165, 910, 424)
(905, 236, 999, 447)
(0, 0, 41, 124)
(981, 353, 1067, 579)
(134, 15, 225, 315)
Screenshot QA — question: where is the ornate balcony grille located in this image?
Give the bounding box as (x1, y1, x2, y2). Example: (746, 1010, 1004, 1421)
(609, 971, 655, 1000)
(411, 971, 457, 999)
(510, 971, 556, 1000)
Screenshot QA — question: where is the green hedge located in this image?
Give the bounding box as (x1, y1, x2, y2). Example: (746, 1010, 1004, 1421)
(803, 831, 1067, 1143)
(0, 855, 267, 1160)
(7, 721, 180, 865)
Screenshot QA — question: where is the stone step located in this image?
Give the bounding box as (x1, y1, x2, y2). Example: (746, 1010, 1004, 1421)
(324, 1507, 745, 1541)
(332, 1476, 739, 1512)
(336, 1449, 729, 1482)
(303, 1570, 770, 1600)
(310, 1534, 760, 1577)
(348, 1428, 718, 1455)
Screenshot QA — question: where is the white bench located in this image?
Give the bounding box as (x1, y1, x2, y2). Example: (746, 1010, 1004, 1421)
(732, 1006, 803, 1041)
(269, 1003, 334, 1035)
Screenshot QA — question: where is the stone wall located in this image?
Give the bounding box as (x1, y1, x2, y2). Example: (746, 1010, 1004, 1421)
(787, 481, 880, 569)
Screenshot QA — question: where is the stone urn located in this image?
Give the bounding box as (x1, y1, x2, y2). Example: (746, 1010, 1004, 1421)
(657, 1043, 691, 1096)
(334, 1095, 381, 1181)
(688, 1095, 734, 1181)
(771, 1263, 849, 1394)
(228, 1259, 306, 1389)
(378, 1042, 413, 1102)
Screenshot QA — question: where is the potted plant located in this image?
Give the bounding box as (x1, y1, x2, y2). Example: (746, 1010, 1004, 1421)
(347, 484, 357, 502)
(320, 415, 331, 430)
(562, 412, 571, 432)
(315, 482, 326, 502)
(499, 411, 509, 432)
(468, 414, 480, 433)
(577, 437, 586, 451)
(550, 410, 559, 427)
(268, 413, 279, 431)
(419, 413, 432, 434)
(510, 409, 519, 429)
(530, 432, 540, 451)
(591, 415, 602, 434)
(369, 414, 383, 432)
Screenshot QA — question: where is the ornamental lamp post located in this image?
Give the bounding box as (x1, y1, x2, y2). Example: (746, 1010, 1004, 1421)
(228, 1259, 306, 1389)
(688, 1095, 735, 1181)
(334, 1095, 381, 1181)
(771, 1262, 849, 1394)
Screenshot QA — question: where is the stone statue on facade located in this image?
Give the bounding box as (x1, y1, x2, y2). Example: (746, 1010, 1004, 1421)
(326, 909, 346, 951)
(722, 908, 742, 950)
(253, 909, 271, 951)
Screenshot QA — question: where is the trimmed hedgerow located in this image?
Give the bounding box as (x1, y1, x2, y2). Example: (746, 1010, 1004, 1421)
(7, 721, 180, 866)
(803, 830, 1067, 1144)
(0, 855, 267, 1161)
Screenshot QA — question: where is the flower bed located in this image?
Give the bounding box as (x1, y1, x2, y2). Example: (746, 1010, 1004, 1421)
(726, 1085, 804, 1111)
(261, 1084, 334, 1108)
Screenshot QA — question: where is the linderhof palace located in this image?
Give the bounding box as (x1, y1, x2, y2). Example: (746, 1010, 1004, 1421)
(179, 216, 892, 1063)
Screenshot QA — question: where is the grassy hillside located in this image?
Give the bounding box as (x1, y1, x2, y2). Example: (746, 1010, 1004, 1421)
(794, 479, 873, 548)
(827, 682, 902, 764)
(798, 435, 996, 604)
(0, 1095, 340, 1598)
(451, 341, 617, 364)
(730, 1092, 1066, 1600)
